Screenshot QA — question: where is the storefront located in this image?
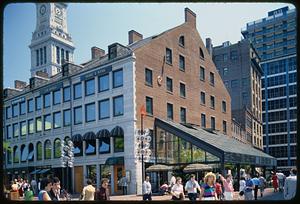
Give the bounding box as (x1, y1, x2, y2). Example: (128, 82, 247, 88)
(152, 118, 277, 191)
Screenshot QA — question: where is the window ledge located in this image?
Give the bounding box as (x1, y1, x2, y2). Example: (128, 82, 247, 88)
(166, 91, 173, 95)
(179, 68, 185, 72)
(180, 96, 186, 99)
(145, 83, 153, 88)
(166, 62, 173, 66)
(200, 103, 206, 107)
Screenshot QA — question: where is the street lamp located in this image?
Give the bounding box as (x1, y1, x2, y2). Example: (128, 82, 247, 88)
(61, 140, 74, 192)
(135, 128, 152, 188)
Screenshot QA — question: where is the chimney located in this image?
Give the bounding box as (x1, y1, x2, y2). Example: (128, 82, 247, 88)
(91, 46, 105, 60)
(184, 7, 196, 27)
(36, 70, 49, 78)
(128, 30, 143, 45)
(14, 80, 27, 90)
(206, 38, 213, 56)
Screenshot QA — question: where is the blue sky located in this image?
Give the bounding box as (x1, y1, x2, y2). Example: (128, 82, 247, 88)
(3, 3, 294, 88)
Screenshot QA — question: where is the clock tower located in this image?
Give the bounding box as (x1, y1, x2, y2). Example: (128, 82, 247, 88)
(29, 3, 75, 77)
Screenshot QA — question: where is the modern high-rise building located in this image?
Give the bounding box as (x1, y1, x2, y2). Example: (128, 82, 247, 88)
(212, 40, 263, 149)
(242, 6, 297, 171)
(29, 3, 75, 77)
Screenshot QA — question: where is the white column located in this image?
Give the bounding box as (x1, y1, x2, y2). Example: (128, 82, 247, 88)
(110, 165, 114, 195)
(96, 139, 99, 157)
(96, 164, 100, 190)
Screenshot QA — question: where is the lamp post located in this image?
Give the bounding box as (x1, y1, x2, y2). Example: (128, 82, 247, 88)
(61, 140, 74, 193)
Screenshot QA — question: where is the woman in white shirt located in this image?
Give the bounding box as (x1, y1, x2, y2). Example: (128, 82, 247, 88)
(239, 177, 246, 200)
(171, 177, 185, 200)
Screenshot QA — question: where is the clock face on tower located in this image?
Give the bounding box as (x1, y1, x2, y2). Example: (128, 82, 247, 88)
(40, 5, 46, 15)
(55, 7, 62, 16)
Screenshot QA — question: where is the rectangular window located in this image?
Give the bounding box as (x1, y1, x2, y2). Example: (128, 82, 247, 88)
(20, 121, 26, 136)
(166, 48, 172, 64)
(98, 74, 109, 92)
(63, 109, 71, 126)
(109, 46, 117, 59)
(44, 114, 51, 130)
(44, 46, 47, 64)
(230, 50, 237, 60)
(74, 106, 83, 125)
(113, 95, 124, 117)
(12, 104, 18, 117)
(35, 96, 42, 110)
(113, 69, 123, 88)
(200, 92, 206, 105)
(223, 67, 228, 76)
(167, 103, 173, 120)
(56, 46, 60, 64)
(6, 125, 12, 139)
(210, 96, 215, 109)
(53, 112, 61, 129)
(53, 89, 61, 105)
(85, 103, 96, 122)
(211, 117, 216, 130)
(166, 77, 173, 92)
(61, 48, 65, 64)
(146, 96, 153, 115)
(223, 120, 227, 134)
(66, 50, 69, 61)
(99, 99, 110, 119)
(180, 82, 186, 98)
(36, 117, 42, 132)
(44, 93, 51, 108)
(27, 99, 34, 113)
(223, 53, 228, 62)
(231, 80, 239, 88)
(145, 68, 153, 86)
(201, 114, 206, 128)
(200, 66, 205, 81)
(180, 107, 186, 123)
(85, 79, 95, 96)
(73, 83, 82, 99)
(36, 49, 39, 66)
(28, 119, 34, 134)
(13, 123, 19, 138)
(19, 101, 26, 115)
(63, 86, 71, 102)
(6, 106, 11, 119)
(40, 48, 43, 65)
(179, 55, 185, 71)
(222, 101, 226, 113)
(209, 72, 215, 86)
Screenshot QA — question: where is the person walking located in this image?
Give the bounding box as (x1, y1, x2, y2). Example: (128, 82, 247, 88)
(80, 179, 95, 200)
(95, 178, 110, 200)
(271, 171, 279, 192)
(251, 175, 260, 200)
(220, 174, 234, 200)
(284, 168, 297, 200)
(169, 174, 176, 190)
(199, 172, 217, 201)
(244, 174, 254, 200)
(120, 176, 128, 195)
(170, 177, 184, 200)
(258, 173, 266, 197)
(276, 171, 285, 192)
(142, 176, 152, 201)
(30, 178, 38, 196)
(49, 177, 61, 201)
(215, 178, 223, 200)
(185, 174, 201, 201)
(238, 177, 246, 200)
(38, 177, 52, 201)
(24, 186, 34, 201)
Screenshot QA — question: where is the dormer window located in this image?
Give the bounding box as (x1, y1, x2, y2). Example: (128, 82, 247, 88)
(179, 36, 185, 47)
(200, 47, 205, 59)
(109, 45, 117, 60)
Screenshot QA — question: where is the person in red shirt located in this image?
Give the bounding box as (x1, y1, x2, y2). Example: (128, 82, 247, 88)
(271, 171, 279, 192)
(215, 178, 223, 200)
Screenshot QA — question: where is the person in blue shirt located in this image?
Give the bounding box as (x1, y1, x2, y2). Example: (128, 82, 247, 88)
(244, 174, 254, 200)
(251, 175, 260, 200)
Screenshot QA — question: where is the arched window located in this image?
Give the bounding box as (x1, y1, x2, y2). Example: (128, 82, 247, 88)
(83, 132, 96, 155)
(44, 140, 52, 160)
(7, 147, 12, 164)
(13, 146, 20, 163)
(200, 47, 205, 59)
(37, 142, 42, 160)
(28, 143, 34, 162)
(64, 136, 70, 143)
(54, 138, 62, 158)
(96, 129, 111, 154)
(21, 144, 28, 162)
(179, 36, 185, 47)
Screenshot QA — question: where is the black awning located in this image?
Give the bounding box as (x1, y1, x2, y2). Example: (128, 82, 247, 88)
(110, 126, 124, 137)
(83, 131, 96, 141)
(30, 169, 41, 174)
(71, 134, 83, 144)
(105, 156, 124, 165)
(38, 169, 50, 174)
(96, 129, 111, 139)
